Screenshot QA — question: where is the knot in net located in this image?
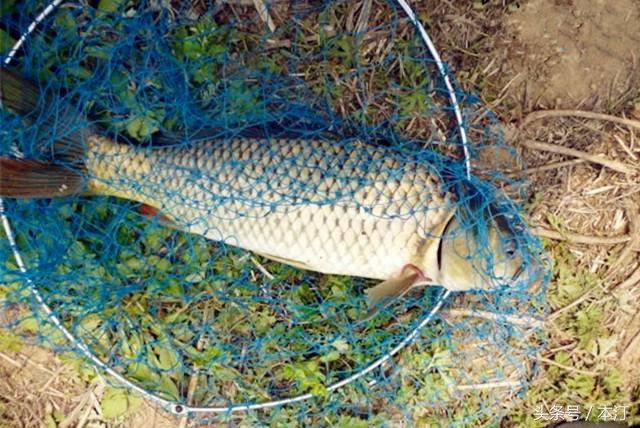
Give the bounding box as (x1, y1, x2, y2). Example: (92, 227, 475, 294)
(0, 0, 549, 425)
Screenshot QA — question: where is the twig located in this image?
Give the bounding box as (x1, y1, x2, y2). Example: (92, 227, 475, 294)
(523, 109, 640, 131)
(621, 328, 640, 362)
(523, 159, 586, 175)
(58, 390, 91, 428)
(547, 287, 603, 320)
(614, 134, 638, 161)
(521, 139, 635, 174)
(250, 256, 275, 280)
(454, 379, 524, 391)
(0, 350, 21, 368)
(605, 201, 640, 280)
(75, 397, 94, 428)
(612, 264, 640, 291)
(38, 365, 66, 393)
(0, 349, 57, 375)
(537, 356, 599, 376)
(355, 0, 372, 34)
(443, 308, 543, 329)
(218, 0, 282, 5)
(550, 213, 639, 320)
(252, 0, 276, 32)
(535, 227, 631, 245)
(179, 313, 209, 428)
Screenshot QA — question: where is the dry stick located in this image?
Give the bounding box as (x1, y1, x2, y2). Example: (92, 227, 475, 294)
(621, 328, 640, 362)
(252, 0, 276, 32)
(454, 379, 523, 391)
(537, 356, 599, 376)
(0, 350, 22, 368)
(179, 314, 209, 428)
(523, 159, 586, 175)
(58, 391, 92, 428)
(535, 227, 631, 245)
(443, 308, 543, 329)
(612, 264, 640, 291)
(218, 0, 282, 5)
(75, 399, 95, 428)
(0, 350, 57, 375)
(550, 204, 640, 320)
(614, 134, 638, 161)
(521, 139, 636, 175)
(355, 0, 372, 34)
(251, 256, 275, 280)
(523, 110, 640, 130)
(605, 201, 640, 280)
(549, 259, 639, 322)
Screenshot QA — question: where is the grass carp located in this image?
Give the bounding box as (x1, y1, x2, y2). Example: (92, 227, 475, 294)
(0, 68, 524, 313)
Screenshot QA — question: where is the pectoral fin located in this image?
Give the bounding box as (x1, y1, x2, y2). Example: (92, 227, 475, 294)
(364, 264, 429, 318)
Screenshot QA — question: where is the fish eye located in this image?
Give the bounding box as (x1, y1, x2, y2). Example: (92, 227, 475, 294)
(504, 242, 517, 258)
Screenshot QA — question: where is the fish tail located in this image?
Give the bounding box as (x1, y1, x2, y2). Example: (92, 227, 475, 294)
(0, 158, 83, 198)
(0, 67, 41, 115)
(0, 67, 87, 198)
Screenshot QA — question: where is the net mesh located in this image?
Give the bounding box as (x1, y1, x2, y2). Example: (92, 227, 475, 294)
(0, 0, 548, 425)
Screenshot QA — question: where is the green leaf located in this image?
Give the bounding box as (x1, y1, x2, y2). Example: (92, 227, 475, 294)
(98, 0, 124, 13)
(17, 317, 39, 334)
(101, 387, 130, 419)
(0, 29, 17, 56)
(0, 331, 22, 353)
(54, 9, 77, 32)
(150, 345, 180, 371)
(0, 0, 16, 16)
(331, 337, 350, 353)
(158, 375, 180, 400)
(603, 368, 622, 395)
(125, 115, 158, 140)
(320, 350, 340, 363)
(127, 362, 160, 385)
(564, 374, 595, 398)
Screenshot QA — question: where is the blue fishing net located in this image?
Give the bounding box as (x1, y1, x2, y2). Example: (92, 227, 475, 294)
(0, 0, 549, 425)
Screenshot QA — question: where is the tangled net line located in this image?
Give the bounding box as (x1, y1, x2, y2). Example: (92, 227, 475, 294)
(0, 0, 545, 422)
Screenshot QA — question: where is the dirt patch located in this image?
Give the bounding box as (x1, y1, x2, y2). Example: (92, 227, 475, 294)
(505, 0, 640, 108)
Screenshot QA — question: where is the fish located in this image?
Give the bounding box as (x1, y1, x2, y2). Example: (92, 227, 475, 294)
(0, 68, 525, 315)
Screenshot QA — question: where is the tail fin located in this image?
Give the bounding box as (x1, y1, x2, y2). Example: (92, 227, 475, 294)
(0, 68, 88, 198)
(0, 158, 83, 198)
(0, 67, 41, 116)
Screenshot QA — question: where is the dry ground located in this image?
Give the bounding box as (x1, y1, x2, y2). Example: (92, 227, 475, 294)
(1, 0, 640, 426)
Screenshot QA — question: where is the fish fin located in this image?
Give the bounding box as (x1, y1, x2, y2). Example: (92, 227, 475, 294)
(364, 264, 428, 318)
(255, 252, 313, 271)
(138, 203, 180, 230)
(0, 67, 40, 116)
(1, 67, 89, 162)
(0, 158, 84, 198)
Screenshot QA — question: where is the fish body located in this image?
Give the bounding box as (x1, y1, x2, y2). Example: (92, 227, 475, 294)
(0, 67, 525, 311)
(85, 135, 455, 284)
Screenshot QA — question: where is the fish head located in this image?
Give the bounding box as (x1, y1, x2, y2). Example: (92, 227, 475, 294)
(435, 211, 527, 291)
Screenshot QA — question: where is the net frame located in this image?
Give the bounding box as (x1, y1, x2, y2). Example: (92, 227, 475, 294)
(0, 0, 543, 420)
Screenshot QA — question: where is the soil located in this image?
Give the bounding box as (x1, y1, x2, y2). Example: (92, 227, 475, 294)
(504, 0, 640, 108)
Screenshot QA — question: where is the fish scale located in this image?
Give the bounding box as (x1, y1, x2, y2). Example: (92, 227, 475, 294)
(85, 135, 455, 281)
